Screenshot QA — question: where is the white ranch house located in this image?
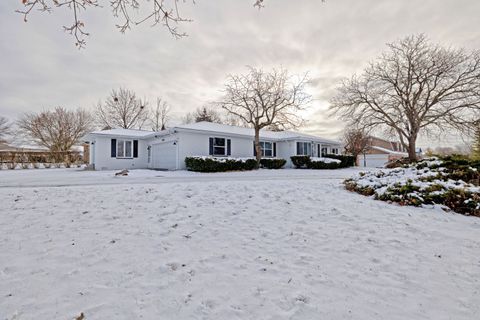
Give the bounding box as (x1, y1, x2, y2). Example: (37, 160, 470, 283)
(84, 122, 342, 170)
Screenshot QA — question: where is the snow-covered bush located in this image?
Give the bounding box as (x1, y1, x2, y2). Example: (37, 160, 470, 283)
(291, 156, 311, 168)
(185, 156, 257, 172)
(322, 154, 356, 167)
(291, 155, 354, 169)
(310, 157, 341, 164)
(345, 158, 480, 217)
(260, 158, 287, 169)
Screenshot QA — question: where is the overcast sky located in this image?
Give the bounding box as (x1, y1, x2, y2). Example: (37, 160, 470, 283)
(1, 0, 479, 147)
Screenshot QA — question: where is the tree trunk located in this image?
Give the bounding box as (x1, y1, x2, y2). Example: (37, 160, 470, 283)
(254, 127, 261, 169)
(407, 136, 417, 161)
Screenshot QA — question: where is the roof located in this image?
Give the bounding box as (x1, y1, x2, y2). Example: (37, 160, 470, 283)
(85, 128, 155, 140)
(172, 122, 341, 144)
(371, 146, 408, 156)
(84, 122, 341, 145)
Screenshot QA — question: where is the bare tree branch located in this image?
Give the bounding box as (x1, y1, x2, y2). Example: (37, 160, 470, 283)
(182, 106, 223, 124)
(17, 107, 93, 153)
(150, 97, 170, 131)
(96, 88, 149, 129)
(220, 66, 311, 167)
(342, 128, 372, 162)
(16, 0, 268, 48)
(0, 116, 12, 141)
(331, 34, 480, 160)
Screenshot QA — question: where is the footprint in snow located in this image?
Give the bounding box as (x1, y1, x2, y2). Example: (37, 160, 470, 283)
(295, 295, 309, 304)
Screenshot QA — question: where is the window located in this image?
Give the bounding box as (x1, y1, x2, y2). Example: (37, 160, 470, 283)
(321, 147, 328, 157)
(117, 139, 133, 158)
(260, 141, 273, 157)
(331, 148, 339, 155)
(213, 137, 226, 156)
(147, 146, 151, 163)
(297, 142, 312, 156)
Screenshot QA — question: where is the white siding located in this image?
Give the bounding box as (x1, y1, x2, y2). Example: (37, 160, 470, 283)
(276, 141, 296, 168)
(151, 142, 177, 170)
(176, 132, 255, 169)
(92, 136, 149, 170)
(357, 154, 389, 168)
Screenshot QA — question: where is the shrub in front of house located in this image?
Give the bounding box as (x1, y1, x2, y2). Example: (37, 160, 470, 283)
(323, 154, 356, 167)
(291, 156, 311, 168)
(260, 158, 287, 169)
(185, 157, 257, 172)
(344, 158, 480, 217)
(291, 155, 353, 169)
(307, 160, 342, 169)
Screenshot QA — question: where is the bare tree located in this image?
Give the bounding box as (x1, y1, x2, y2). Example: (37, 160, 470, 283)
(221, 67, 311, 167)
(16, 0, 267, 48)
(223, 113, 245, 127)
(181, 112, 195, 125)
(17, 107, 93, 153)
(96, 88, 149, 129)
(331, 34, 480, 161)
(343, 128, 371, 166)
(150, 98, 170, 131)
(0, 116, 12, 141)
(182, 106, 223, 124)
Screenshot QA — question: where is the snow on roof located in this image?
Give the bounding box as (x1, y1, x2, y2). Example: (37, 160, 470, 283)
(371, 146, 408, 156)
(88, 128, 155, 138)
(174, 122, 341, 144)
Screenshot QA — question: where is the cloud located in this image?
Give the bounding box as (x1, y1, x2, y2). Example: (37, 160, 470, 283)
(1, 0, 479, 148)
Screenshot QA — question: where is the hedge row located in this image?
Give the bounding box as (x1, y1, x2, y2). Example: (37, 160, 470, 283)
(185, 157, 257, 172)
(290, 155, 354, 169)
(322, 154, 356, 167)
(185, 157, 287, 172)
(260, 158, 287, 169)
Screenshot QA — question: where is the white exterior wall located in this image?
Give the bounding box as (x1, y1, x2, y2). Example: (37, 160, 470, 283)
(88, 131, 344, 171)
(176, 131, 255, 169)
(91, 136, 149, 170)
(276, 141, 296, 168)
(148, 134, 178, 169)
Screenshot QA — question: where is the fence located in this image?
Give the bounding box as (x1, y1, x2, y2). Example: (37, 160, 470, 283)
(0, 150, 84, 169)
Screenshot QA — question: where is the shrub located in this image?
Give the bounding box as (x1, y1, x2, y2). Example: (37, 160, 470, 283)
(260, 158, 287, 169)
(185, 157, 257, 172)
(323, 154, 356, 167)
(291, 155, 354, 169)
(307, 160, 342, 169)
(291, 156, 311, 168)
(385, 157, 415, 168)
(345, 158, 480, 217)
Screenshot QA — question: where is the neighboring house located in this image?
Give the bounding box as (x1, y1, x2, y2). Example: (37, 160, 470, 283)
(83, 121, 342, 170)
(357, 137, 408, 168)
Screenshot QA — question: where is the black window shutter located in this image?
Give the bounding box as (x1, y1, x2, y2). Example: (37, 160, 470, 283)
(253, 142, 257, 156)
(111, 139, 117, 158)
(209, 138, 214, 155)
(133, 140, 138, 158)
(227, 139, 231, 156)
(273, 143, 277, 157)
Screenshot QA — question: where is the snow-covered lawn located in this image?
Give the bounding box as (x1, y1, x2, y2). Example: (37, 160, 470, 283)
(0, 168, 479, 319)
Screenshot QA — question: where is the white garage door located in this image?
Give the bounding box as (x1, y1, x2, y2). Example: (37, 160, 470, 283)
(358, 154, 389, 168)
(152, 142, 177, 170)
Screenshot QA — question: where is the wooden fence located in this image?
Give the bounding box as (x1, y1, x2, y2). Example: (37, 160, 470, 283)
(0, 150, 84, 169)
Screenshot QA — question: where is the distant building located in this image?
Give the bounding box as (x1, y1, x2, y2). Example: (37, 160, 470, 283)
(358, 137, 408, 168)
